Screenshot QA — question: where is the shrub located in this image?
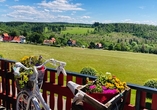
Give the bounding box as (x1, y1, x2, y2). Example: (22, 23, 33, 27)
(80, 66, 97, 76)
(0, 54, 3, 58)
(144, 79, 157, 99)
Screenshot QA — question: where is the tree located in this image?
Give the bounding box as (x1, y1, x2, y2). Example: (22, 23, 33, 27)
(89, 42, 95, 49)
(9, 30, 19, 37)
(29, 32, 44, 43)
(49, 33, 55, 39)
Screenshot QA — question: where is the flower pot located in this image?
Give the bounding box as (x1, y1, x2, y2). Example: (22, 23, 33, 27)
(83, 92, 118, 110)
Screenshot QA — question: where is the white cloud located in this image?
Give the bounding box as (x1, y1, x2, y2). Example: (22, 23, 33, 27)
(44, 9, 50, 12)
(3, 0, 85, 22)
(122, 19, 157, 25)
(51, 9, 63, 12)
(81, 16, 90, 19)
(37, 0, 84, 11)
(0, 0, 5, 2)
(4, 4, 81, 22)
(6, 5, 55, 22)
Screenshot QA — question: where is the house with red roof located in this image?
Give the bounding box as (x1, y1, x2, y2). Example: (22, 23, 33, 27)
(67, 39, 76, 46)
(43, 38, 56, 45)
(2, 33, 13, 42)
(11, 35, 26, 43)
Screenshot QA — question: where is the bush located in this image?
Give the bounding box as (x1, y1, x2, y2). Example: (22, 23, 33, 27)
(0, 54, 3, 58)
(80, 67, 97, 76)
(144, 79, 157, 99)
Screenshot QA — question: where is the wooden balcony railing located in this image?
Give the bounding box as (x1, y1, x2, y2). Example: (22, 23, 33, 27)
(0, 58, 157, 110)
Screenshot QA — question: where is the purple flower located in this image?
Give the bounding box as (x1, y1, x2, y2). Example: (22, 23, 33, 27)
(89, 85, 96, 90)
(102, 86, 107, 90)
(103, 89, 117, 94)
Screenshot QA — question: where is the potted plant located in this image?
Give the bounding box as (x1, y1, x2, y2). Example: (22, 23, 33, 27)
(81, 72, 129, 110)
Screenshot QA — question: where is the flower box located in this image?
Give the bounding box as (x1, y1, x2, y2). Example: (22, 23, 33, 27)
(80, 72, 130, 110)
(82, 87, 130, 110)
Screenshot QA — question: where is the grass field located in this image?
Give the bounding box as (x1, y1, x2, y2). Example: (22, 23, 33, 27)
(61, 27, 94, 34)
(1, 42, 157, 86)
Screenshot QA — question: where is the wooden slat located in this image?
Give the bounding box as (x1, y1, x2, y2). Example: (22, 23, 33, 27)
(76, 77, 83, 85)
(12, 78, 16, 98)
(58, 73, 63, 85)
(151, 93, 157, 110)
(1, 61, 5, 71)
(50, 71, 56, 83)
(43, 70, 48, 82)
(42, 90, 47, 106)
(57, 95, 63, 110)
(140, 91, 146, 109)
(50, 92, 55, 110)
(135, 90, 141, 110)
(66, 75, 72, 83)
(66, 97, 72, 110)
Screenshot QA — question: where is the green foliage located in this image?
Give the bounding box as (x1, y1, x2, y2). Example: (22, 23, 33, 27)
(15, 72, 29, 90)
(80, 67, 97, 76)
(29, 32, 44, 43)
(2, 22, 157, 55)
(144, 79, 157, 88)
(144, 79, 157, 99)
(0, 54, 3, 58)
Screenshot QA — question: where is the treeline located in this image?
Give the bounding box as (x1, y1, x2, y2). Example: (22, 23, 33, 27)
(1, 22, 157, 54)
(89, 22, 157, 54)
(92, 22, 157, 40)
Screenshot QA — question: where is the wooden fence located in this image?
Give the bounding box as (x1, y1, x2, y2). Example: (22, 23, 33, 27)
(1, 58, 157, 110)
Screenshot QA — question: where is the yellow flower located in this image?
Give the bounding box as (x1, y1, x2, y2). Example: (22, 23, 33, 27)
(15, 55, 43, 89)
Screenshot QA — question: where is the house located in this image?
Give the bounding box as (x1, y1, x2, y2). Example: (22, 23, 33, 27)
(19, 35, 26, 43)
(11, 35, 26, 43)
(2, 33, 13, 42)
(95, 43, 103, 49)
(43, 38, 56, 45)
(67, 39, 76, 46)
(0, 35, 3, 41)
(11, 36, 20, 43)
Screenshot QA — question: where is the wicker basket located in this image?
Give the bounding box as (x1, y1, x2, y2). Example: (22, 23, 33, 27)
(16, 66, 45, 91)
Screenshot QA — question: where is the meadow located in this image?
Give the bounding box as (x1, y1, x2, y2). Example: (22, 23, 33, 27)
(1, 42, 157, 86)
(61, 27, 94, 34)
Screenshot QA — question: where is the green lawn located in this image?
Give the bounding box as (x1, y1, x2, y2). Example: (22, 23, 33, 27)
(1, 42, 157, 85)
(61, 27, 94, 34)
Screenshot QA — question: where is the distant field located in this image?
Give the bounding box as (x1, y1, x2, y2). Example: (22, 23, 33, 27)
(1, 42, 157, 85)
(61, 27, 94, 34)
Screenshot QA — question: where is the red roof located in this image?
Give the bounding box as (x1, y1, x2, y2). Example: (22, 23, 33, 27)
(3, 33, 9, 37)
(12, 36, 21, 42)
(43, 38, 56, 44)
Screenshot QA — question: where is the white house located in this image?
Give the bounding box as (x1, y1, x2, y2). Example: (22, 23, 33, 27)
(0, 35, 3, 41)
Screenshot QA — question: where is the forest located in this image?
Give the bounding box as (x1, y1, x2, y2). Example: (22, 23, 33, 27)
(1, 22, 157, 54)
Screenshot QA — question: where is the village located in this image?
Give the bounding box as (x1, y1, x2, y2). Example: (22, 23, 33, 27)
(0, 33, 103, 49)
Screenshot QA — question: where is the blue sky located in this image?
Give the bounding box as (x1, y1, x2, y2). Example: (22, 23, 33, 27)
(0, 0, 157, 25)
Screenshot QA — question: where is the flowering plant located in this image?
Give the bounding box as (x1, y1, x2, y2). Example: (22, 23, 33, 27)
(85, 72, 128, 95)
(20, 55, 43, 68)
(14, 55, 43, 90)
